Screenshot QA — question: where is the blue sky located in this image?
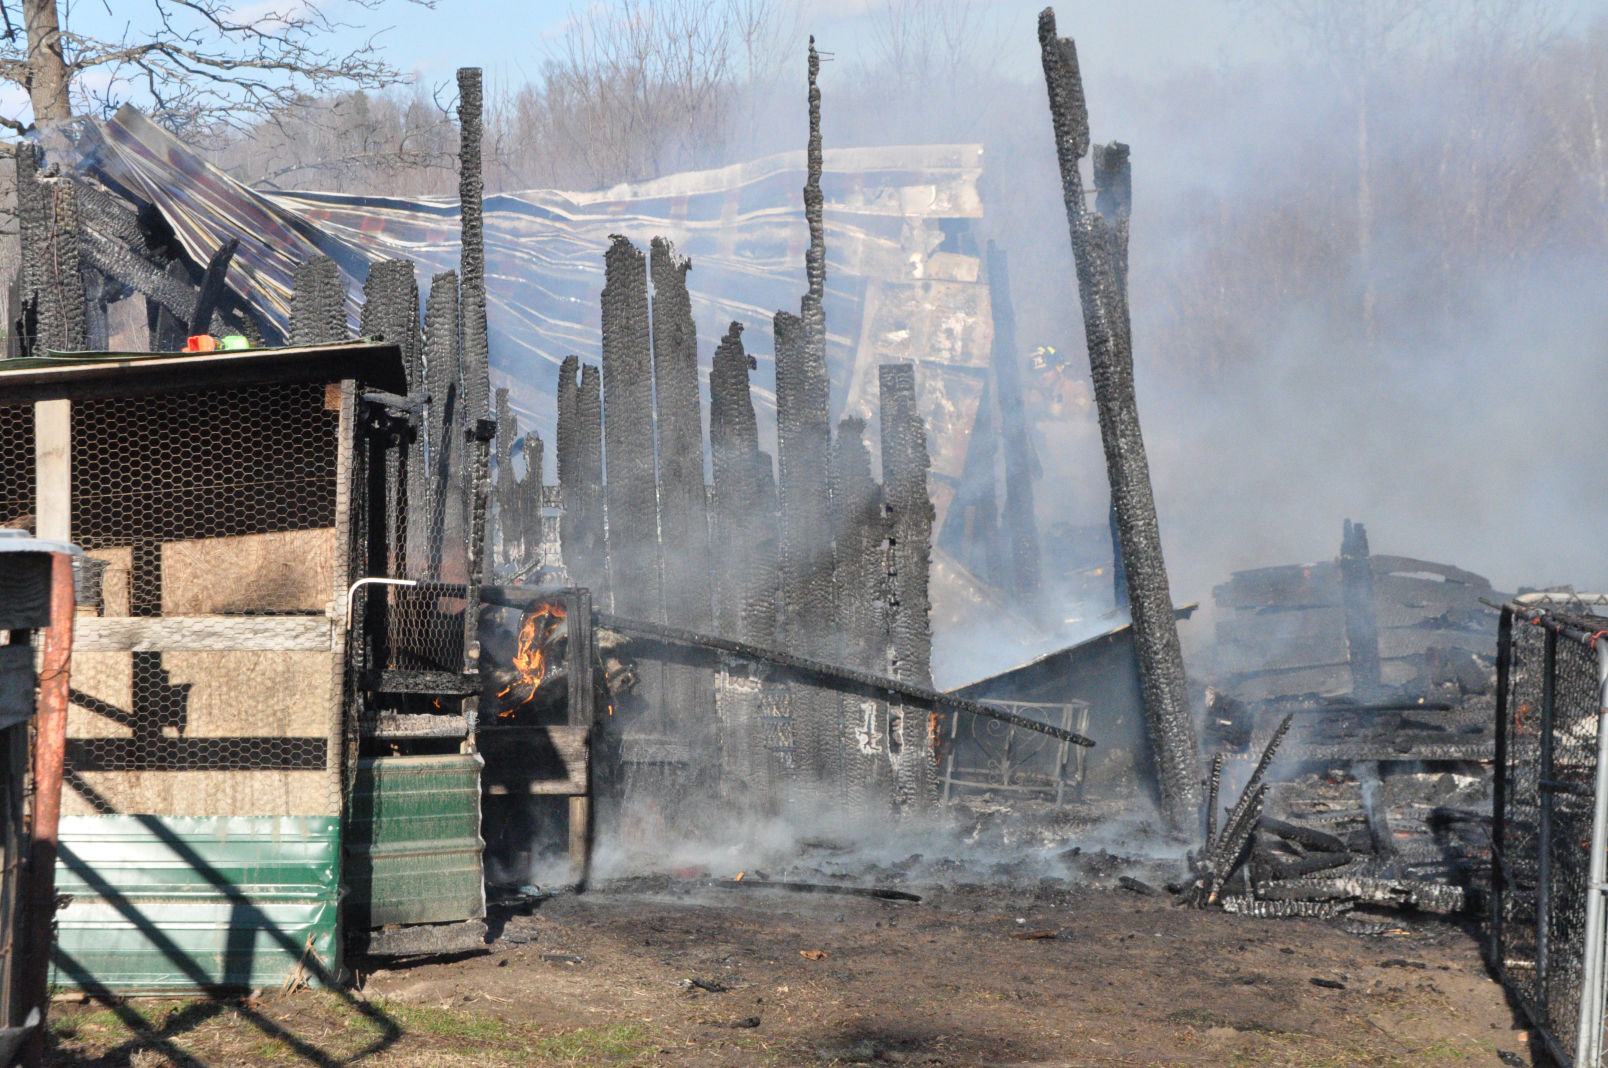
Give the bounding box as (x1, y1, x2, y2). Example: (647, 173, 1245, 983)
(338, 0, 1608, 94)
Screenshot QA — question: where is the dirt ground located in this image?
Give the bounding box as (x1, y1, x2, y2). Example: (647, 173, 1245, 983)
(48, 882, 1542, 1067)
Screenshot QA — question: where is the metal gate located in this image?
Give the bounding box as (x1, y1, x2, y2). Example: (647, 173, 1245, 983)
(1492, 603, 1608, 1066)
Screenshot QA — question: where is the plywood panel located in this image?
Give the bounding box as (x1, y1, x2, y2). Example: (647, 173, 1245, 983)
(66, 651, 133, 739)
(65, 770, 330, 817)
(162, 650, 331, 736)
(85, 546, 131, 618)
(162, 528, 335, 615)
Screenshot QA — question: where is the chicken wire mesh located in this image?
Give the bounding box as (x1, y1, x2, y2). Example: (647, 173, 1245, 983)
(0, 380, 367, 820)
(1495, 609, 1608, 1065)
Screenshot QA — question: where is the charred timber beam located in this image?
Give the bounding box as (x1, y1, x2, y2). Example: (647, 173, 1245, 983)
(78, 227, 196, 326)
(1039, 8, 1198, 832)
(187, 238, 238, 336)
(593, 611, 1095, 748)
(1261, 815, 1348, 855)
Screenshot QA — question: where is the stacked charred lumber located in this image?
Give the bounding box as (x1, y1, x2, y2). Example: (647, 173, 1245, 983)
(550, 40, 939, 819)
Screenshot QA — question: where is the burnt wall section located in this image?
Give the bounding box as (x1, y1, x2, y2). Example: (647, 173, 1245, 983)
(880, 363, 937, 812)
(600, 236, 661, 624)
(289, 258, 346, 346)
(1039, 10, 1199, 831)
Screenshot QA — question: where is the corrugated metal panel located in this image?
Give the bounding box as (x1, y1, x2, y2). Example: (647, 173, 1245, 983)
(346, 754, 485, 929)
(50, 814, 338, 993)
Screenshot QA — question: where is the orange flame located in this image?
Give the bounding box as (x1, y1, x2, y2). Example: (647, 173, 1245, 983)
(496, 601, 567, 715)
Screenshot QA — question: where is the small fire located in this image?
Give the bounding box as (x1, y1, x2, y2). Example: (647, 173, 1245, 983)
(497, 601, 567, 715)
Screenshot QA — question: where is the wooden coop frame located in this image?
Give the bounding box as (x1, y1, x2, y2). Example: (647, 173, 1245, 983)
(0, 342, 407, 994)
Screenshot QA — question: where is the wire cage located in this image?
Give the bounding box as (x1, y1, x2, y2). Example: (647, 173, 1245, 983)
(1493, 604, 1608, 1066)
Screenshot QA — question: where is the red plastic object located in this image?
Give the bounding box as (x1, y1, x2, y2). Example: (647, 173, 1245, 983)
(183, 334, 217, 353)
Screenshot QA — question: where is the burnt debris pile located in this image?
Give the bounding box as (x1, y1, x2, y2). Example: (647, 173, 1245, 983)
(1186, 519, 1503, 920)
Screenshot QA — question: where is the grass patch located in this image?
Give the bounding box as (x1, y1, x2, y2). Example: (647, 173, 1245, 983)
(371, 999, 515, 1042)
(526, 1023, 654, 1062)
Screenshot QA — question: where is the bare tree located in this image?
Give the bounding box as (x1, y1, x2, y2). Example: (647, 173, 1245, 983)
(3, 0, 430, 138)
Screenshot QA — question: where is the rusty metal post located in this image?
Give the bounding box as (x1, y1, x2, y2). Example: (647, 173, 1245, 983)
(17, 552, 74, 1068)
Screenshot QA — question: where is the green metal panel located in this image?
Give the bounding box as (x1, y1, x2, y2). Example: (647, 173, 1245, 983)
(346, 754, 485, 928)
(49, 814, 339, 994)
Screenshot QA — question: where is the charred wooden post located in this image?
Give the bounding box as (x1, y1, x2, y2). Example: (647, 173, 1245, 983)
(650, 239, 714, 747)
(519, 431, 544, 574)
(1340, 519, 1382, 699)
(986, 244, 1041, 602)
(881, 364, 937, 812)
(1039, 8, 1199, 832)
(600, 236, 661, 626)
(650, 238, 711, 632)
(830, 416, 888, 807)
(423, 271, 461, 578)
(709, 323, 779, 800)
(494, 388, 519, 571)
(572, 364, 607, 594)
(361, 260, 422, 573)
(458, 67, 494, 731)
(556, 356, 604, 592)
(289, 257, 346, 345)
(709, 323, 778, 644)
(16, 144, 87, 357)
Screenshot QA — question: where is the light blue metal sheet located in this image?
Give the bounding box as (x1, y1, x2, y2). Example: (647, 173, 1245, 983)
(50, 814, 339, 994)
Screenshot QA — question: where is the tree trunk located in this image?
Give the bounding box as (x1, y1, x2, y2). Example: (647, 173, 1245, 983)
(23, 0, 70, 125)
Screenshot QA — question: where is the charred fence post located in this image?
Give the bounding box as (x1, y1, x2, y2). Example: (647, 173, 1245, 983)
(1340, 519, 1382, 699)
(881, 364, 937, 813)
(1038, 8, 1199, 832)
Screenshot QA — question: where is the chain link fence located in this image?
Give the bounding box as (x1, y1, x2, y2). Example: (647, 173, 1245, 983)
(1493, 604, 1608, 1066)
